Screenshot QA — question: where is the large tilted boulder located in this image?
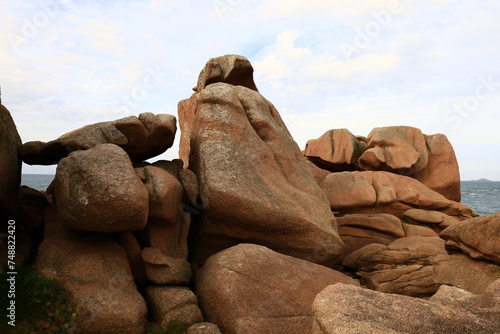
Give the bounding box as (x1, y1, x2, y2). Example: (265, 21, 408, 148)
(358, 126, 460, 201)
(53, 144, 149, 233)
(37, 232, 148, 334)
(312, 283, 499, 334)
(440, 212, 500, 264)
(343, 236, 448, 296)
(0, 103, 22, 220)
(179, 81, 344, 266)
(319, 171, 453, 216)
(304, 129, 366, 171)
(196, 244, 359, 334)
(21, 112, 176, 165)
(194, 54, 258, 93)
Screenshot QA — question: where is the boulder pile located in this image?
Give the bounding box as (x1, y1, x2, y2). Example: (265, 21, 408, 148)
(1, 55, 498, 333)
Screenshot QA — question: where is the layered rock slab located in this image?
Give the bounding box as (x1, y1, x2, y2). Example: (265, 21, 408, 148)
(343, 236, 448, 296)
(21, 112, 176, 165)
(440, 212, 500, 264)
(312, 283, 499, 334)
(196, 244, 359, 334)
(335, 213, 439, 263)
(320, 170, 452, 216)
(179, 82, 344, 266)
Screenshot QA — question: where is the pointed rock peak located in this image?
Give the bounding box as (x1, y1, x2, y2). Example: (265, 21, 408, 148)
(194, 54, 259, 92)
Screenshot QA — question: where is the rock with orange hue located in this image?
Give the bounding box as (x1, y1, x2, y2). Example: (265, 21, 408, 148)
(432, 253, 500, 294)
(319, 171, 452, 216)
(429, 279, 500, 325)
(336, 214, 405, 263)
(135, 161, 189, 259)
(306, 161, 331, 184)
(440, 212, 500, 264)
(312, 283, 499, 334)
(54, 144, 149, 233)
(413, 133, 461, 201)
(358, 127, 460, 201)
(358, 126, 427, 173)
(343, 236, 447, 296)
(37, 232, 148, 334)
(21, 112, 176, 165)
(402, 208, 461, 232)
(194, 54, 258, 93)
(179, 82, 344, 266)
(196, 244, 358, 334)
(145, 286, 203, 331)
(0, 103, 22, 221)
(119, 232, 147, 286)
(304, 129, 366, 171)
(335, 213, 439, 263)
(141, 247, 191, 285)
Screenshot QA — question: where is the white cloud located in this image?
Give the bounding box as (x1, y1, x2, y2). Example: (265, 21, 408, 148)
(258, 0, 409, 22)
(1, 0, 499, 179)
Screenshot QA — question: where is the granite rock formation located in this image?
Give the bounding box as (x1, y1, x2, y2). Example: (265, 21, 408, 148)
(2, 54, 498, 333)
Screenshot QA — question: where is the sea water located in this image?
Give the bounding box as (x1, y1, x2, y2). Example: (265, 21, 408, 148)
(20, 175, 500, 216)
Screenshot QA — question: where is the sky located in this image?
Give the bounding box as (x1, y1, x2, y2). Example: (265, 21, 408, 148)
(1, 0, 500, 180)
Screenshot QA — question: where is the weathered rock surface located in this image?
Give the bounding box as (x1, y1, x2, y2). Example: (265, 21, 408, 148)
(358, 127, 460, 201)
(440, 212, 500, 264)
(306, 160, 331, 184)
(145, 286, 203, 331)
(429, 279, 500, 325)
(320, 171, 452, 216)
(119, 232, 147, 285)
(304, 129, 366, 171)
(358, 126, 428, 173)
(432, 253, 500, 294)
(196, 244, 359, 334)
(141, 247, 191, 285)
(194, 54, 258, 92)
(0, 103, 22, 220)
(335, 213, 439, 263)
(413, 133, 461, 201)
(135, 162, 189, 258)
(37, 232, 147, 334)
(343, 236, 447, 296)
(17, 186, 48, 233)
(180, 82, 344, 266)
(54, 144, 149, 233)
(187, 322, 222, 334)
(312, 283, 499, 334)
(402, 208, 460, 233)
(21, 112, 176, 165)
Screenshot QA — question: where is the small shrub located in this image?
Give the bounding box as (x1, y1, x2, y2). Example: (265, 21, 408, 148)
(0, 266, 76, 334)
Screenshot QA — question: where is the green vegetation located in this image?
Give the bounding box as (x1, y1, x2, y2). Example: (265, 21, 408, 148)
(0, 266, 76, 334)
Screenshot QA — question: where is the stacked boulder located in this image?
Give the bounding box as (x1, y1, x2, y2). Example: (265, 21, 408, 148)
(0, 55, 498, 333)
(23, 114, 205, 333)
